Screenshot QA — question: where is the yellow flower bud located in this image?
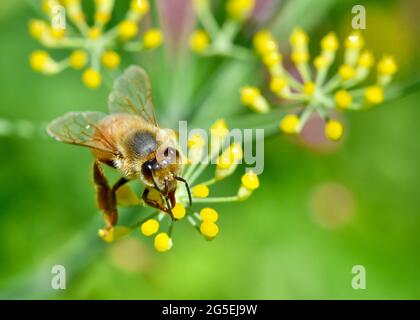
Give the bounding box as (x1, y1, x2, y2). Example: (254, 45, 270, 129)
(216, 143, 243, 169)
(240, 86, 269, 113)
(241, 170, 260, 190)
(130, 0, 150, 15)
(303, 82, 316, 95)
(200, 208, 218, 223)
(154, 232, 172, 252)
(270, 77, 288, 95)
(345, 31, 364, 50)
(172, 203, 186, 220)
(88, 27, 102, 40)
(321, 32, 339, 51)
(29, 50, 59, 74)
(289, 28, 308, 47)
(335, 90, 352, 109)
(358, 50, 374, 69)
(98, 226, 130, 243)
(210, 119, 229, 138)
(200, 221, 219, 240)
(69, 50, 87, 69)
(253, 30, 277, 56)
(82, 68, 101, 89)
(339, 64, 355, 80)
(95, 11, 111, 24)
(262, 51, 282, 67)
(364, 85, 384, 104)
(28, 19, 47, 39)
(189, 29, 210, 53)
(188, 133, 206, 149)
(325, 120, 343, 141)
(119, 20, 138, 40)
(377, 55, 397, 76)
(226, 0, 255, 21)
(143, 29, 163, 49)
(279, 114, 299, 134)
(314, 55, 329, 69)
(192, 184, 209, 198)
(291, 51, 309, 64)
(101, 50, 120, 70)
(140, 219, 159, 236)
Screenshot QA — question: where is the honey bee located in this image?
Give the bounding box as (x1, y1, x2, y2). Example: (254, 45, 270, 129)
(47, 66, 191, 227)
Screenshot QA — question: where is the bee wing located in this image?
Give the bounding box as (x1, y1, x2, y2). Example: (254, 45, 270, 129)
(47, 112, 119, 155)
(108, 65, 158, 126)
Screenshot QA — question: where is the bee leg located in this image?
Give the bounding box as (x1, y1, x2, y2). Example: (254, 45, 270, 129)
(142, 188, 168, 213)
(93, 161, 128, 227)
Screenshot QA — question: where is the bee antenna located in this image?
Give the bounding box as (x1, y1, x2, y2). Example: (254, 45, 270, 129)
(164, 195, 174, 219)
(175, 176, 192, 207)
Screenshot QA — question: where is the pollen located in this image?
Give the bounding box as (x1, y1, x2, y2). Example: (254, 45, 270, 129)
(325, 120, 344, 141)
(141, 219, 159, 236)
(339, 64, 356, 80)
(364, 85, 384, 104)
(279, 114, 299, 134)
(82, 68, 101, 89)
(192, 184, 210, 198)
(154, 232, 173, 252)
(69, 50, 87, 69)
(200, 208, 219, 223)
(200, 221, 219, 239)
(119, 20, 138, 40)
(143, 29, 163, 49)
(335, 90, 352, 109)
(377, 55, 397, 76)
(102, 50, 121, 70)
(172, 203, 186, 220)
(241, 170, 260, 190)
(190, 29, 210, 53)
(226, 0, 255, 21)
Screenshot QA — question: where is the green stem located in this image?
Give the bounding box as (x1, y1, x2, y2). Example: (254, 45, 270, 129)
(191, 195, 239, 203)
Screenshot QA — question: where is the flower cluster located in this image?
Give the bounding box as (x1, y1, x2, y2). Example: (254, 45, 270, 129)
(29, 0, 163, 89)
(241, 29, 398, 141)
(98, 119, 260, 252)
(189, 0, 254, 59)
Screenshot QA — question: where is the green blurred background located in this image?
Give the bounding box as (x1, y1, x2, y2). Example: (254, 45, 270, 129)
(0, 0, 419, 299)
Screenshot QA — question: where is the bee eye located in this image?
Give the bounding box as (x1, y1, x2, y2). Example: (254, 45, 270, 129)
(163, 147, 178, 164)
